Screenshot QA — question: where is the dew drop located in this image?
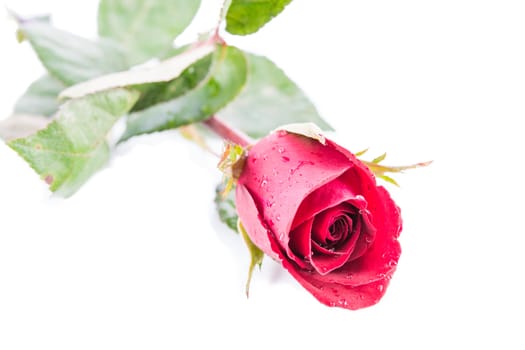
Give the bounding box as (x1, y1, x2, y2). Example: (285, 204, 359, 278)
(276, 130, 287, 137)
(265, 200, 274, 208)
(377, 284, 384, 292)
(278, 146, 285, 153)
(275, 215, 281, 221)
(281, 156, 290, 162)
(337, 299, 348, 307)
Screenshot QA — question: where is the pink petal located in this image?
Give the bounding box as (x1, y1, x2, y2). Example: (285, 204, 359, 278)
(235, 184, 280, 261)
(283, 256, 394, 310)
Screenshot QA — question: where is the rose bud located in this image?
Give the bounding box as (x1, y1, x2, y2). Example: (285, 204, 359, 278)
(235, 129, 402, 310)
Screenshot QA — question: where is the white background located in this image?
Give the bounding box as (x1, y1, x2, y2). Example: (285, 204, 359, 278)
(1, 0, 524, 349)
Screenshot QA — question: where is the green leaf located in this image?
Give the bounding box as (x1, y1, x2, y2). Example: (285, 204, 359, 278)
(98, 0, 202, 65)
(8, 89, 139, 197)
(131, 54, 212, 112)
(218, 52, 332, 138)
(20, 21, 128, 85)
(225, 0, 293, 35)
(14, 75, 65, 117)
(238, 221, 264, 297)
(120, 45, 248, 141)
(215, 182, 239, 232)
(60, 43, 215, 99)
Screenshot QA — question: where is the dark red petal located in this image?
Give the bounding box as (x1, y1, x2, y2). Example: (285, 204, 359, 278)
(287, 219, 312, 269)
(235, 184, 280, 261)
(310, 229, 359, 275)
(311, 206, 352, 245)
(238, 132, 352, 258)
(347, 209, 376, 261)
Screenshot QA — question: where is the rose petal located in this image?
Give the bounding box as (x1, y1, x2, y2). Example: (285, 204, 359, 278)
(287, 219, 312, 269)
(291, 170, 368, 230)
(326, 139, 378, 194)
(310, 228, 360, 275)
(311, 205, 353, 245)
(346, 209, 376, 261)
(283, 257, 394, 310)
(238, 132, 352, 258)
(302, 186, 402, 287)
(235, 184, 280, 261)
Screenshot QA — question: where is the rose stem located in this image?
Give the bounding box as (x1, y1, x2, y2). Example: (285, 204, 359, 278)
(203, 115, 253, 147)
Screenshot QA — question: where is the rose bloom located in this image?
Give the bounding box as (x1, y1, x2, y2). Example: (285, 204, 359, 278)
(235, 130, 402, 310)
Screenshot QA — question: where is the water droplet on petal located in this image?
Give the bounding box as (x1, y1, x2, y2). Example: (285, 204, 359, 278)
(377, 284, 384, 292)
(278, 146, 285, 153)
(276, 215, 281, 221)
(281, 156, 290, 162)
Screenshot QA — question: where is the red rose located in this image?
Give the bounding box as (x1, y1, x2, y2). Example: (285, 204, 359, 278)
(235, 130, 402, 310)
